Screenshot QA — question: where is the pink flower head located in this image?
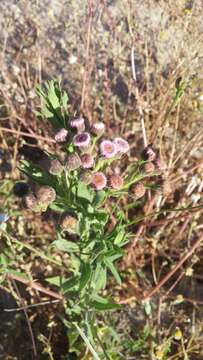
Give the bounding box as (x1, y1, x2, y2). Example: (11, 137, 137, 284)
(113, 137, 129, 154)
(70, 117, 85, 131)
(73, 132, 91, 148)
(91, 122, 105, 136)
(54, 128, 68, 143)
(109, 174, 124, 189)
(100, 140, 117, 158)
(91, 172, 107, 190)
(81, 154, 95, 169)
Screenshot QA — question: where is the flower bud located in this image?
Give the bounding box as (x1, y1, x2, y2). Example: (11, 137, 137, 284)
(48, 159, 63, 175)
(81, 154, 95, 169)
(60, 213, 78, 234)
(66, 153, 81, 170)
(109, 174, 123, 189)
(35, 186, 56, 204)
(80, 171, 93, 185)
(131, 182, 146, 199)
(91, 122, 105, 136)
(54, 128, 68, 143)
(70, 117, 85, 132)
(143, 162, 155, 174)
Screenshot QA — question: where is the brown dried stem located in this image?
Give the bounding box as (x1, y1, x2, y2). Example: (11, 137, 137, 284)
(0, 126, 55, 143)
(6, 272, 63, 301)
(80, 0, 93, 112)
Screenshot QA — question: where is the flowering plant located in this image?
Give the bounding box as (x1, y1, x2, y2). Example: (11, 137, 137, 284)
(20, 81, 162, 356)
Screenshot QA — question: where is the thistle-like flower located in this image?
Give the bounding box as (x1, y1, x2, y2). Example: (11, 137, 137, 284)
(70, 117, 85, 131)
(100, 140, 117, 158)
(48, 159, 63, 175)
(143, 162, 155, 174)
(54, 128, 68, 143)
(109, 174, 124, 189)
(81, 154, 95, 169)
(66, 153, 81, 170)
(35, 186, 56, 204)
(60, 213, 78, 234)
(113, 138, 129, 154)
(73, 132, 91, 148)
(91, 122, 105, 136)
(91, 172, 107, 190)
(131, 182, 146, 199)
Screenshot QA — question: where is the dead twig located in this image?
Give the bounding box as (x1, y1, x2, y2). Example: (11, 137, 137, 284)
(126, 195, 157, 265)
(11, 278, 37, 357)
(80, 0, 93, 112)
(0, 126, 55, 143)
(6, 272, 63, 301)
(131, 45, 147, 147)
(4, 299, 60, 312)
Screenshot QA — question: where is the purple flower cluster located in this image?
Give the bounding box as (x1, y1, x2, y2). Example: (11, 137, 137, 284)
(54, 118, 131, 191)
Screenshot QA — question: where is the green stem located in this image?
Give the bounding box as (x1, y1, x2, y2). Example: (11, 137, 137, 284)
(73, 322, 101, 360)
(10, 236, 62, 267)
(126, 203, 203, 227)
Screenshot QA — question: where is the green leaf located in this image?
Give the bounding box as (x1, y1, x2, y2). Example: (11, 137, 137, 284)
(76, 181, 94, 203)
(53, 239, 79, 253)
(68, 328, 80, 351)
(62, 276, 79, 294)
(104, 258, 122, 285)
(114, 229, 128, 246)
(90, 295, 120, 311)
(45, 276, 65, 287)
(93, 191, 106, 207)
(73, 322, 101, 360)
(20, 160, 53, 185)
(36, 81, 69, 129)
(92, 263, 107, 291)
(144, 300, 152, 317)
(49, 202, 66, 212)
(7, 270, 29, 281)
(103, 249, 123, 261)
(79, 262, 92, 291)
(95, 211, 109, 225)
(0, 254, 8, 267)
(61, 91, 69, 108)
